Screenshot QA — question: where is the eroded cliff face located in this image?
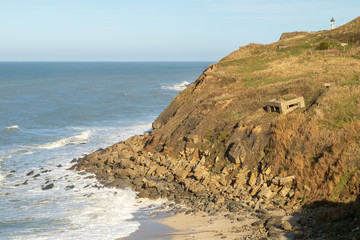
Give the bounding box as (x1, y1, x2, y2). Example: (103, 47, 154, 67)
(72, 17, 360, 211)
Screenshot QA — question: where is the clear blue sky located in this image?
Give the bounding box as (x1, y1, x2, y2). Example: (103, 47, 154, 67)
(1, 0, 359, 61)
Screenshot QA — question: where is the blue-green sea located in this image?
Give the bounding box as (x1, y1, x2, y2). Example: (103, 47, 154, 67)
(0, 62, 210, 239)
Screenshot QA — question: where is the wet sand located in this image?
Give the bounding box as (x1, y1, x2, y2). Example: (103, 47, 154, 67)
(124, 212, 174, 240)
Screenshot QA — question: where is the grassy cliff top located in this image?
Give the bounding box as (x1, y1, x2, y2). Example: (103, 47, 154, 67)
(148, 16, 360, 203)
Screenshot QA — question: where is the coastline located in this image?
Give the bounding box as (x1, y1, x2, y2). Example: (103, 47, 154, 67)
(124, 211, 174, 240)
(71, 17, 360, 240)
(72, 134, 300, 239)
(157, 210, 293, 240)
(123, 198, 297, 240)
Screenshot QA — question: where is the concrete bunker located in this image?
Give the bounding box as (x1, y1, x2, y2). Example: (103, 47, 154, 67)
(266, 96, 305, 114)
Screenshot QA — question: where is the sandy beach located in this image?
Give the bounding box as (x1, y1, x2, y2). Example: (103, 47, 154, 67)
(159, 212, 257, 240)
(157, 204, 295, 240)
(157, 210, 290, 240)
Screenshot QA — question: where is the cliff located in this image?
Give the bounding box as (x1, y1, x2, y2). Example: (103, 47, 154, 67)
(147, 16, 360, 203)
(71, 16, 360, 239)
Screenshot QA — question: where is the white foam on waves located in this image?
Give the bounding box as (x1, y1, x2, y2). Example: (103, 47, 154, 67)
(5, 125, 19, 130)
(0, 155, 9, 183)
(19, 169, 141, 240)
(0, 156, 8, 183)
(161, 81, 190, 91)
(2, 123, 154, 239)
(65, 188, 140, 240)
(0, 165, 3, 182)
(29, 131, 91, 150)
(79, 123, 153, 149)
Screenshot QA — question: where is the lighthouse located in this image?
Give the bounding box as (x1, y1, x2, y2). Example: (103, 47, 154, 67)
(331, 17, 335, 30)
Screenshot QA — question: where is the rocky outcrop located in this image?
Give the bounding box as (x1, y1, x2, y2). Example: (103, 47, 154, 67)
(70, 16, 360, 240)
(71, 131, 299, 214)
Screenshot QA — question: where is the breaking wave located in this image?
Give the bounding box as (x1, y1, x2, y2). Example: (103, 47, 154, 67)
(29, 131, 91, 150)
(22, 187, 140, 240)
(5, 125, 19, 130)
(161, 81, 190, 91)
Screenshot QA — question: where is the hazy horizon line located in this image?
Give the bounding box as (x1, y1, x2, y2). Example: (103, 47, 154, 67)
(0, 60, 216, 63)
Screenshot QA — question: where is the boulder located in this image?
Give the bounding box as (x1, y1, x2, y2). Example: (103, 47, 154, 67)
(279, 186, 291, 197)
(119, 159, 135, 169)
(216, 196, 225, 205)
(208, 177, 222, 189)
(252, 219, 266, 227)
(119, 149, 133, 159)
(248, 171, 257, 186)
(250, 186, 261, 196)
(273, 175, 295, 185)
(155, 166, 167, 176)
(219, 175, 227, 186)
(145, 180, 157, 188)
(288, 189, 295, 198)
(42, 183, 54, 190)
(188, 183, 206, 196)
(281, 220, 292, 231)
(257, 187, 273, 199)
(141, 158, 151, 167)
(138, 189, 149, 198)
(175, 170, 188, 180)
(65, 185, 75, 190)
(193, 165, 207, 180)
(113, 169, 134, 177)
(226, 142, 246, 164)
(189, 148, 200, 162)
(131, 178, 144, 188)
(146, 166, 157, 176)
(264, 167, 271, 175)
(234, 171, 247, 187)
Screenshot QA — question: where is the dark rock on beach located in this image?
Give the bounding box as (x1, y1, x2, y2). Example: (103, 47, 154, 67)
(65, 185, 74, 190)
(42, 183, 54, 190)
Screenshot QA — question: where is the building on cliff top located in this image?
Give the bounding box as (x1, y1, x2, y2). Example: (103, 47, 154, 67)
(331, 17, 336, 30)
(266, 96, 305, 114)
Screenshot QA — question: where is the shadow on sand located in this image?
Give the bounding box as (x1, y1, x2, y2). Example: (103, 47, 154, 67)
(290, 195, 360, 239)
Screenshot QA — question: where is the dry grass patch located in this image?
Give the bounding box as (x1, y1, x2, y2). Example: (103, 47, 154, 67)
(318, 85, 360, 129)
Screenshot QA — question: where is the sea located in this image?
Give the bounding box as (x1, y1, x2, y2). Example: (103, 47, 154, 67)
(0, 62, 211, 239)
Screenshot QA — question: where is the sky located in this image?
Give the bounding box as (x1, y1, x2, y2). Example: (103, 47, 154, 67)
(0, 0, 359, 61)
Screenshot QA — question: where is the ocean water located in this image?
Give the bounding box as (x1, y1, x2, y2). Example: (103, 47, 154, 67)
(0, 62, 211, 239)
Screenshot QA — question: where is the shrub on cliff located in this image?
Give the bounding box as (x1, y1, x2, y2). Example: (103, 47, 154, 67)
(317, 42, 330, 50)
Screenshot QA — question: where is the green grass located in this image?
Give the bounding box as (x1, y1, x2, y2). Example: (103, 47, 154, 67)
(340, 77, 360, 86)
(219, 56, 270, 72)
(317, 42, 330, 50)
(277, 40, 316, 57)
(331, 171, 351, 201)
(351, 55, 360, 60)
